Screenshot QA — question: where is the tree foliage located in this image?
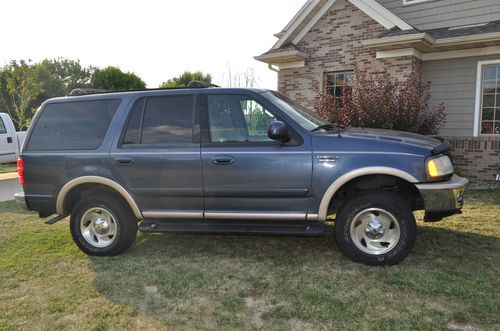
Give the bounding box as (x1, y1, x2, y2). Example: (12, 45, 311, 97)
(0, 60, 44, 130)
(0, 59, 147, 130)
(160, 71, 212, 88)
(314, 68, 446, 135)
(38, 58, 93, 95)
(90, 66, 146, 91)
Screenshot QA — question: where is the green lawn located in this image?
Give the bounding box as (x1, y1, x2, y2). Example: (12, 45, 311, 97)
(0, 164, 16, 174)
(0, 190, 499, 330)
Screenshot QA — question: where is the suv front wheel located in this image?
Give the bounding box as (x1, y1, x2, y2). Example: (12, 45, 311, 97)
(334, 191, 417, 266)
(70, 193, 138, 256)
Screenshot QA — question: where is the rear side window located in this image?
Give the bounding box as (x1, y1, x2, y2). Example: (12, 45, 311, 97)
(122, 95, 194, 146)
(27, 99, 121, 151)
(0, 117, 6, 134)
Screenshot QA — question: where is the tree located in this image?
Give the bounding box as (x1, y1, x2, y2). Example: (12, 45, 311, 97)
(90, 66, 146, 91)
(314, 68, 446, 136)
(222, 66, 258, 88)
(160, 71, 212, 88)
(38, 58, 93, 95)
(0, 60, 44, 130)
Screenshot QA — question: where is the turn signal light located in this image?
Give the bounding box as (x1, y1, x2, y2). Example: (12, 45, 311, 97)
(427, 159, 439, 177)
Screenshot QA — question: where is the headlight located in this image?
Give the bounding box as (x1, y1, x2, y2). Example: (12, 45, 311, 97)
(426, 155, 454, 180)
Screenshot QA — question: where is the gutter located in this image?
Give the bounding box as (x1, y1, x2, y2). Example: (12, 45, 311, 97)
(361, 33, 434, 48)
(254, 50, 310, 63)
(362, 31, 500, 51)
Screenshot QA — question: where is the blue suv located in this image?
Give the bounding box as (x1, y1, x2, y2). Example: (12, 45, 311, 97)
(15, 85, 468, 265)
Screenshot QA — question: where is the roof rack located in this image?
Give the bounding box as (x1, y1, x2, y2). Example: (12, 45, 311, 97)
(69, 88, 110, 96)
(68, 81, 220, 96)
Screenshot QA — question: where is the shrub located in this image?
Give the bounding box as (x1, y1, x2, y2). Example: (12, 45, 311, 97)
(314, 68, 446, 135)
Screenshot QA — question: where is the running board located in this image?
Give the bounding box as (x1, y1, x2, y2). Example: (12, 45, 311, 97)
(139, 220, 326, 236)
(45, 213, 70, 225)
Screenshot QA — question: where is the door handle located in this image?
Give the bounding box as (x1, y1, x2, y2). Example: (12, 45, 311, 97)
(114, 157, 134, 165)
(7, 137, 12, 143)
(212, 156, 234, 165)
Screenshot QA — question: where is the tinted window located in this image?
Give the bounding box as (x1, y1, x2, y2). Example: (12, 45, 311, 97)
(123, 98, 145, 145)
(122, 95, 194, 146)
(0, 117, 6, 134)
(27, 99, 121, 151)
(207, 95, 277, 143)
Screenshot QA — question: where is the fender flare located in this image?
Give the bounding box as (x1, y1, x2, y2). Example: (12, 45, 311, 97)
(317, 167, 419, 221)
(56, 176, 143, 219)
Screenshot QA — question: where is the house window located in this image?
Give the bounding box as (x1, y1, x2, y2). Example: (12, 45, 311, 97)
(403, 0, 431, 5)
(480, 64, 500, 135)
(326, 72, 353, 99)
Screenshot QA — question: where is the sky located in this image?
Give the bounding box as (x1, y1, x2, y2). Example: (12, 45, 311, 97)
(0, 0, 306, 89)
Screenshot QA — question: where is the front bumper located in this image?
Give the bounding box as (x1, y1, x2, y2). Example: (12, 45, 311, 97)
(416, 175, 469, 222)
(14, 192, 29, 210)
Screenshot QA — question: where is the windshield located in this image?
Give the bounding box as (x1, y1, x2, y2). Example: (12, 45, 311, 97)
(263, 91, 329, 131)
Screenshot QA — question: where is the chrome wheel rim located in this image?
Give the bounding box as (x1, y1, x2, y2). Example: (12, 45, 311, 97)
(80, 207, 117, 248)
(349, 208, 401, 256)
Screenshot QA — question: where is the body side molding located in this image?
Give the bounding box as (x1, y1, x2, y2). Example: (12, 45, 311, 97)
(56, 176, 143, 219)
(317, 167, 419, 221)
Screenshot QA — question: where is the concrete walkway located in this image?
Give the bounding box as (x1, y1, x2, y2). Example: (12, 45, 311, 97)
(0, 172, 18, 181)
(0, 173, 21, 202)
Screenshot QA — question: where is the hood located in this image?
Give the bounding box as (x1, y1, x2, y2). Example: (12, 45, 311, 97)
(341, 127, 441, 150)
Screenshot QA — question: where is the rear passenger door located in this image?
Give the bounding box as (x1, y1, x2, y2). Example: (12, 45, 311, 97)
(110, 94, 202, 219)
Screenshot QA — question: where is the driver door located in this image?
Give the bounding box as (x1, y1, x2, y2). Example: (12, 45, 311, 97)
(201, 92, 312, 221)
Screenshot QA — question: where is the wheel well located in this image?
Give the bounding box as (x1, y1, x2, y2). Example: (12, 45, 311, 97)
(63, 183, 132, 216)
(327, 175, 423, 216)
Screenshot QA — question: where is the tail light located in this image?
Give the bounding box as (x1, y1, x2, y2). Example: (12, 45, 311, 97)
(17, 157, 25, 186)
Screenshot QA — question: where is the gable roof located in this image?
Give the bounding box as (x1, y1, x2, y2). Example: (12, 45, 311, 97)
(271, 0, 413, 50)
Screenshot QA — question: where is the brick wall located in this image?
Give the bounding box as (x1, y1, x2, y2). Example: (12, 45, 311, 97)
(446, 136, 500, 185)
(278, 0, 420, 110)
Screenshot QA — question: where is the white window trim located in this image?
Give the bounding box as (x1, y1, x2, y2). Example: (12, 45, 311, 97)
(474, 59, 500, 137)
(403, 0, 431, 5)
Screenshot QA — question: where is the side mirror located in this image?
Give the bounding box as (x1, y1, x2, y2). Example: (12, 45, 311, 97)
(268, 121, 290, 143)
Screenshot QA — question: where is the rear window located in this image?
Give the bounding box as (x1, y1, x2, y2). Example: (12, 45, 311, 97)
(0, 117, 6, 134)
(27, 99, 121, 151)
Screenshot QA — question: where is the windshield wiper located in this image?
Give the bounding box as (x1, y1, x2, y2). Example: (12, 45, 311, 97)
(311, 123, 346, 132)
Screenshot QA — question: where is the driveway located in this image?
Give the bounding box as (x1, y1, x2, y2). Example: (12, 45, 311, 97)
(0, 178, 21, 202)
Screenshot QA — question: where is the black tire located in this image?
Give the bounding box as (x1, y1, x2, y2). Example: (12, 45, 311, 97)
(334, 191, 416, 266)
(70, 193, 138, 256)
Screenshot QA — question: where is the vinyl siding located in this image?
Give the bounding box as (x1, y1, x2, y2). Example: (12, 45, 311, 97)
(377, 0, 500, 30)
(423, 54, 500, 136)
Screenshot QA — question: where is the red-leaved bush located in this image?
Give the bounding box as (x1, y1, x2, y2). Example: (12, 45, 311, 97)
(314, 68, 446, 135)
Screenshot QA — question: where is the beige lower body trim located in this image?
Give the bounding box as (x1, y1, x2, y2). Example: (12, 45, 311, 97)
(142, 211, 203, 219)
(56, 176, 143, 219)
(317, 167, 419, 222)
(306, 214, 319, 221)
(204, 212, 307, 221)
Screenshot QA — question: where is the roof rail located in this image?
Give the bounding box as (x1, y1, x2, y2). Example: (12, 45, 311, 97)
(68, 81, 219, 96)
(69, 88, 110, 96)
(187, 80, 220, 88)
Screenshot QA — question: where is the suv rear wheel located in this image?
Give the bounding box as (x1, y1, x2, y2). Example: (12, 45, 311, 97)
(70, 193, 138, 256)
(334, 191, 416, 266)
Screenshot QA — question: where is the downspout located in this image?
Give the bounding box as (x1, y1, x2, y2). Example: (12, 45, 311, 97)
(268, 64, 279, 72)
(268, 64, 280, 91)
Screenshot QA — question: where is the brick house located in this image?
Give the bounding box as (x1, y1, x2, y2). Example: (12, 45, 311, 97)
(256, 0, 500, 184)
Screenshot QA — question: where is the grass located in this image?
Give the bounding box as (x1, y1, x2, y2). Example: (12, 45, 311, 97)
(0, 190, 499, 330)
(0, 164, 16, 174)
